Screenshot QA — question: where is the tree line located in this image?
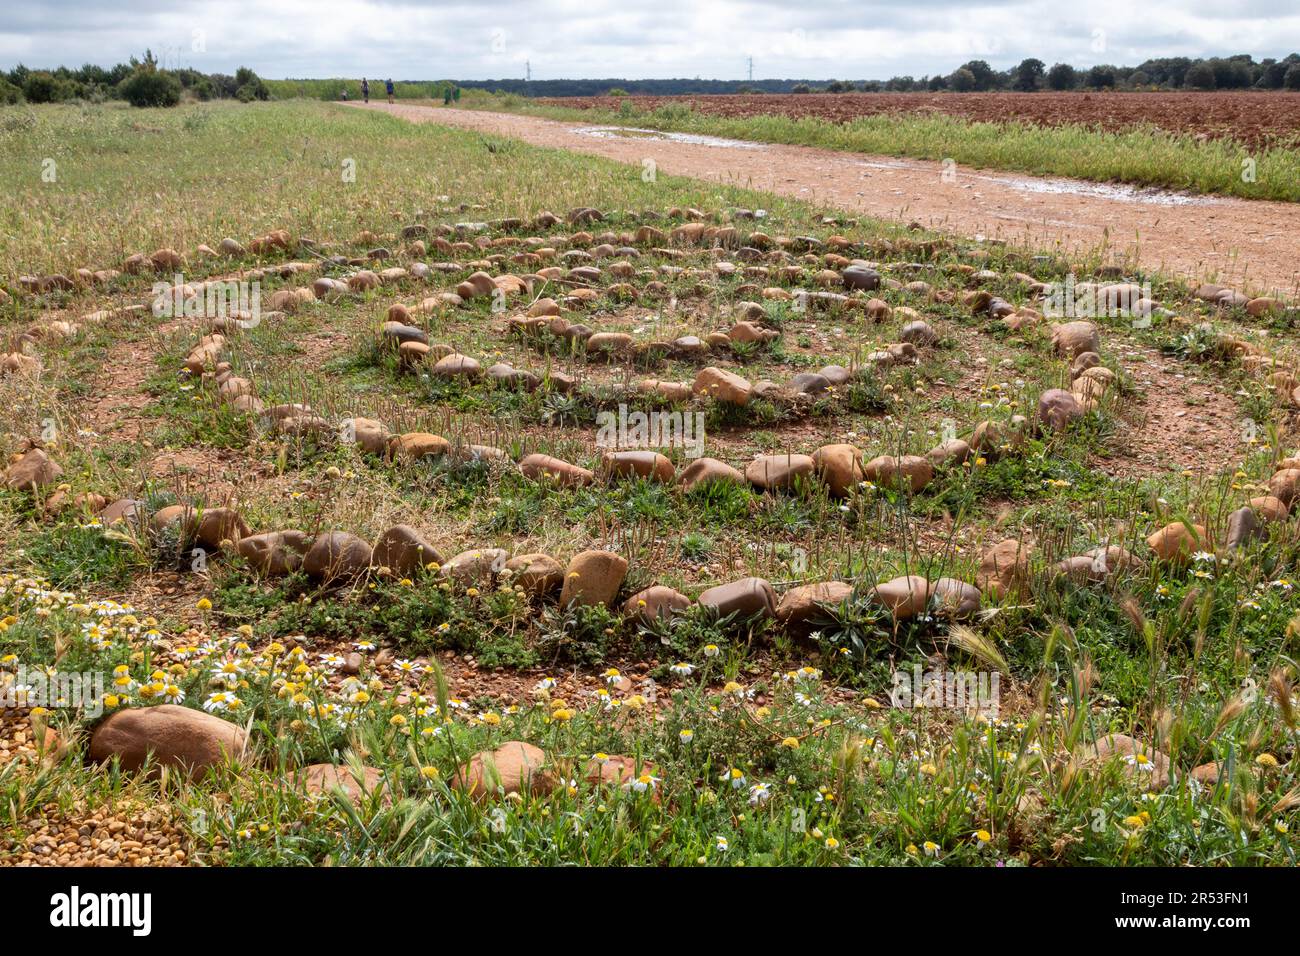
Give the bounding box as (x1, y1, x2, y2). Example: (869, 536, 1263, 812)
(451, 53, 1300, 96)
(0, 51, 271, 107)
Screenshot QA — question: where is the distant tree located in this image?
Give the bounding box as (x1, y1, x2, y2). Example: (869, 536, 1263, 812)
(1285, 64, 1300, 90)
(1046, 63, 1077, 90)
(959, 59, 996, 91)
(1013, 58, 1045, 91)
(1183, 62, 1216, 90)
(949, 67, 977, 92)
(1086, 65, 1117, 89)
(1128, 70, 1151, 89)
(1208, 57, 1252, 89)
(1258, 60, 1288, 88)
(607, 87, 629, 96)
(791, 83, 811, 94)
(927, 74, 947, 91)
(452, 86, 460, 101)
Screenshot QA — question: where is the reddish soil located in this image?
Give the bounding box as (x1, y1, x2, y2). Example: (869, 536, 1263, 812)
(535, 91, 1300, 150)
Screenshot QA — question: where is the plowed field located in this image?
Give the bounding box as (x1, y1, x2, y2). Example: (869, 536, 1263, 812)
(535, 91, 1300, 150)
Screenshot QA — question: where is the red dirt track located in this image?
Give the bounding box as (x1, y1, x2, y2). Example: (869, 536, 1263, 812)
(536, 91, 1300, 149)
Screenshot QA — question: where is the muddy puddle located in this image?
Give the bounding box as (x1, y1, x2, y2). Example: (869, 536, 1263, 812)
(572, 126, 767, 149)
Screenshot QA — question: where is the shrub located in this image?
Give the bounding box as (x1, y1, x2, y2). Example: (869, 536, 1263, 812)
(119, 68, 181, 107)
(1285, 64, 1300, 91)
(791, 83, 811, 94)
(234, 67, 269, 101)
(0, 77, 22, 104)
(22, 71, 76, 103)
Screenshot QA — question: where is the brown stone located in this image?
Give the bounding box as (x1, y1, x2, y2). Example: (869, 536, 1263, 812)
(678, 457, 745, 491)
(298, 763, 386, 805)
(442, 548, 509, 586)
(559, 550, 628, 608)
(372, 525, 444, 575)
(871, 575, 933, 620)
(977, 538, 1032, 598)
(776, 581, 854, 626)
(862, 455, 933, 493)
(520, 453, 594, 487)
(811, 444, 864, 497)
(601, 451, 675, 483)
(930, 577, 981, 618)
(302, 532, 373, 581)
(623, 585, 691, 625)
(454, 741, 553, 800)
(1145, 522, 1206, 562)
(697, 577, 776, 620)
(4, 448, 62, 491)
(237, 531, 312, 577)
(745, 453, 816, 491)
(88, 704, 247, 779)
(1079, 733, 1171, 790)
(692, 366, 752, 405)
(503, 553, 564, 594)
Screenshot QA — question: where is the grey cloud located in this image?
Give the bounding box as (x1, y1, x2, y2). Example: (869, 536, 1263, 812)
(2, 0, 1297, 79)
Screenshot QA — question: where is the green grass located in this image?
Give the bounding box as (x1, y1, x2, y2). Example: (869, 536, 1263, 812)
(0, 98, 817, 280)
(448, 90, 1300, 202)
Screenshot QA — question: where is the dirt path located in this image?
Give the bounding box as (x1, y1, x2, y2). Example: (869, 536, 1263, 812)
(349, 102, 1300, 298)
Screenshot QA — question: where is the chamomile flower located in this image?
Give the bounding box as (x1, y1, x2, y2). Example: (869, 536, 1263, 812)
(202, 691, 240, 713)
(669, 662, 694, 677)
(1123, 753, 1156, 772)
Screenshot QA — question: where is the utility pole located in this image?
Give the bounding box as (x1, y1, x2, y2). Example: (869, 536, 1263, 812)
(526, 60, 531, 81)
(747, 56, 753, 82)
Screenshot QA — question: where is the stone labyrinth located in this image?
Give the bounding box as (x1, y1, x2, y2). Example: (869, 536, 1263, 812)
(2, 201, 1299, 817)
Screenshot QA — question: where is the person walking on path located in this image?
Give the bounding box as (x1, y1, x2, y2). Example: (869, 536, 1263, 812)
(385, 78, 395, 104)
(361, 78, 369, 103)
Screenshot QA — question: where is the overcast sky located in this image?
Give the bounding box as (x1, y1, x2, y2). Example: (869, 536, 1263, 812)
(4, 1, 1299, 81)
